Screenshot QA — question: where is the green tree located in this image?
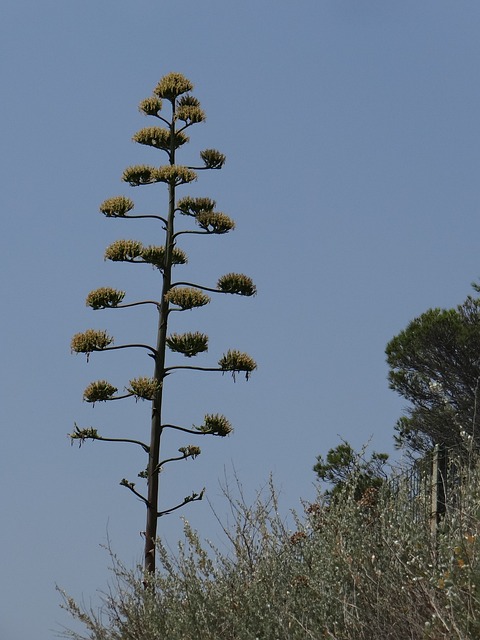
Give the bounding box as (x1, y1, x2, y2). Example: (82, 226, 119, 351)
(313, 441, 388, 502)
(386, 289, 480, 453)
(70, 73, 256, 575)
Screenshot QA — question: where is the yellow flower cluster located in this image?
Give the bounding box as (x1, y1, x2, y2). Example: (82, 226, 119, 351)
(166, 331, 209, 357)
(133, 127, 189, 152)
(196, 211, 235, 234)
(196, 414, 233, 437)
(99, 196, 134, 217)
(217, 273, 257, 296)
(86, 287, 125, 310)
(154, 72, 193, 101)
(218, 350, 257, 376)
(71, 329, 114, 355)
(165, 287, 210, 310)
(83, 380, 117, 403)
(127, 377, 160, 401)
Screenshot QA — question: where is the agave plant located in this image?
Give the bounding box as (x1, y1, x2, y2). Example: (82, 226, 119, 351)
(70, 73, 256, 574)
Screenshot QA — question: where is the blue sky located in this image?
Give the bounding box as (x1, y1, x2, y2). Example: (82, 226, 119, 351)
(2, 2, 480, 638)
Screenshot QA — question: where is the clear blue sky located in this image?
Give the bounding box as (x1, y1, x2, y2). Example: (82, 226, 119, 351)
(2, 2, 480, 638)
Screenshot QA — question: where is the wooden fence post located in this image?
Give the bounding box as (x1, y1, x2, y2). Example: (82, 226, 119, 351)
(430, 443, 447, 539)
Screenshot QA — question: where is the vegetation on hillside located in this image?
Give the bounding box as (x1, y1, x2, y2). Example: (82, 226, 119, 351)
(314, 441, 389, 502)
(59, 452, 480, 640)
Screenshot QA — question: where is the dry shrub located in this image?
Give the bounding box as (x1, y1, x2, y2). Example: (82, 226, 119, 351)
(59, 459, 480, 640)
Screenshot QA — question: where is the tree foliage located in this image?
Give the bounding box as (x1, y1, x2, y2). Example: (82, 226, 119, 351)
(386, 291, 480, 453)
(313, 441, 388, 502)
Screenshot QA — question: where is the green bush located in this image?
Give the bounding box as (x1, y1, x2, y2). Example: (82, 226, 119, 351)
(59, 457, 480, 640)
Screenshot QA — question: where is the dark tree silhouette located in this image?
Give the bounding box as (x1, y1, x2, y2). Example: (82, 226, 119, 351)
(386, 289, 480, 453)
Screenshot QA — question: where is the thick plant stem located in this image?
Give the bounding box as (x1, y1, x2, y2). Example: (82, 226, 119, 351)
(144, 109, 176, 575)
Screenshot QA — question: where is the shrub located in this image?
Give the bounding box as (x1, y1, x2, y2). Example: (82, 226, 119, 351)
(59, 456, 480, 640)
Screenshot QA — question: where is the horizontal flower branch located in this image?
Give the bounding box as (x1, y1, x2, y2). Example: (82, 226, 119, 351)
(104, 239, 187, 271)
(171, 273, 256, 297)
(157, 490, 205, 518)
(69, 424, 150, 453)
(99, 195, 168, 224)
(154, 445, 201, 473)
(120, 479, 149, 507)
(161, 414, 233, 437)
(83, 377, 161, 404)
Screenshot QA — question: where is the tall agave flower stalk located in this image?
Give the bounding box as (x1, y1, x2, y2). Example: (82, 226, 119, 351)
(70, 73, 256, 574)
